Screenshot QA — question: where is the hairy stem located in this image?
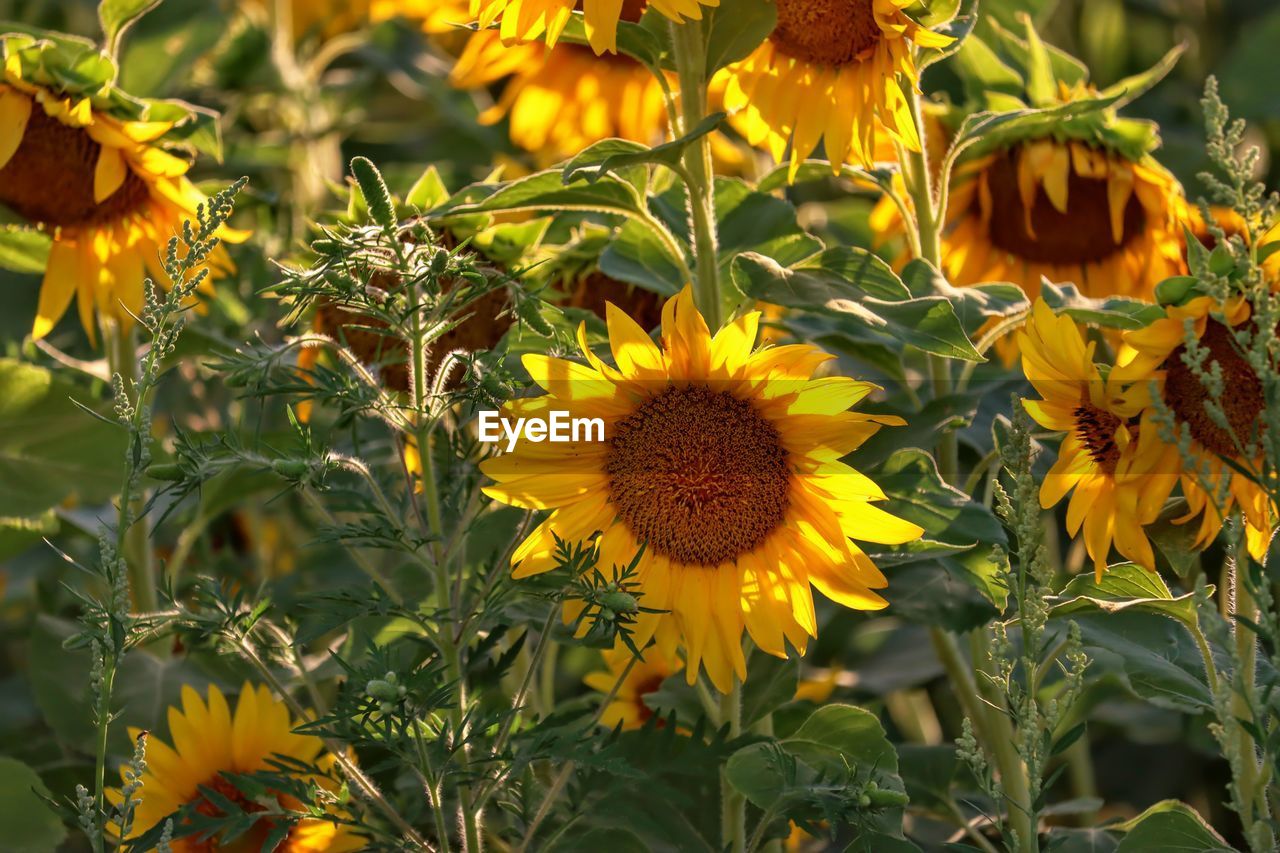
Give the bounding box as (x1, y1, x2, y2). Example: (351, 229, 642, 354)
(669, 19, 721, 329)
(720, 677, 746, 853)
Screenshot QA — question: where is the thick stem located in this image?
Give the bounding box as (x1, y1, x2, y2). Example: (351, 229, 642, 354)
(720, 678, 746, 853)
(669, 19, 722, 329)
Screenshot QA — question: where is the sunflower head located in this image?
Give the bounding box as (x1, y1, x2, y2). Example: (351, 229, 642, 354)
(721, 0, 953, 174)
(0, 35, 246, 342)
(481, 286, 922, 691)
(113, 682, 363, 852)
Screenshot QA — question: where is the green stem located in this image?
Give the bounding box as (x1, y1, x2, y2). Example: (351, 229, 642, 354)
(720, 678, 745, 853)
(106, 324, 158, 614)
(1230, 565, 1273, 850)
(970, 631, 1037, 853)
(90, 657, 116, 853)
(669, 19, 721, 329)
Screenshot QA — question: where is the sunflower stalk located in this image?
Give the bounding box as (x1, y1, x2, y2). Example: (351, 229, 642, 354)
(669, 18, 722, 330)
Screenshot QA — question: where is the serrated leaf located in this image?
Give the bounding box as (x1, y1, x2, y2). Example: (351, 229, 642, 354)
(1050, 563, 1206, 629)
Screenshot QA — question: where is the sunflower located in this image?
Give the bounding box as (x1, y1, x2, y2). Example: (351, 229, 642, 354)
(480, 286, 922, 692)
(471, 0, 719, 55)
(0, 59, 245, 343)
(1018, 300, 1179, 578)
(584, 646, 682, 729)
(450, 29, 668, 165)
(717, 0, 952, 176)
(113, 683, 363, 852)
(1114, 296, 1273, 557)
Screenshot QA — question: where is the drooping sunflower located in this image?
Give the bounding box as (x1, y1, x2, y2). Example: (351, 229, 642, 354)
(1114, 296, 1273, 557)
(113, 683, 363, 852)
(480, 287, 922, 692)
(471, 0, 719, 55)
(1018, 300, 1179, 578)
(450, 29, 667, 165)
(0, 44, 246, 343)
(584, 646, 682, 729)
(717, 0, 953, 176)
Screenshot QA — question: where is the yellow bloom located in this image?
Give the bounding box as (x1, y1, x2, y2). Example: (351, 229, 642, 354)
(113, 683, 363, 852)
(480, 286, 922, 692)
(0, 62, 246, 343)
(584, 646, 682, 729)
(872, 139, 1189, 304)
(1115, 296, 1273, 557)
(471, 0, 719, 55)
(718, 0, 952, 175)
(450, 30, 668, 165)
(1018, 300, 1179, 578)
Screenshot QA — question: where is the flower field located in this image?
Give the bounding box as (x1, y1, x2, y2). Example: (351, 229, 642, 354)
(1, 0, 1279, 850)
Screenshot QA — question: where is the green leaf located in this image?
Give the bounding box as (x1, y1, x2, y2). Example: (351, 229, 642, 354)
(0, 360, 130, 518)
(1051, 564, 1205, 630)
(876, 449, 1008, 552)
(563, 114, 726, 184)
(406, 165, 450, 211)
(1095, 44, 1184, 111)
(899, 258, 1029, 336)
(740, 653, 799, 727)
(600, 219, 687, 296)
(99, 0, 164, 56)
(733, 253, 982, 361)
(1039, 281, 1165, 330)
(1068, 611, 1213, 713)
(0, 228, 51, 275)
(1113, 800, 1235, 852)
(952, 34, 1024, 101)
(29, 615, 211, 754)
(1020, 12, 1057, 106)
(703, 0, 776, 73)
(0, 757, 67, 853)
(441, 170, 649, 219)
(1044, 827, 1119, 853)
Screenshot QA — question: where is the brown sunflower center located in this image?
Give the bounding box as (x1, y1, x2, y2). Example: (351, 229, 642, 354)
(0, 106, 151, 228)
(983, 145, 1146, 265)
(768, 0, 882, 66)
(605, 385, 790, 566)
(574, 0, 647, 22)
(1073, 403, 1125, 474)
(1162, 319, 1264, 456)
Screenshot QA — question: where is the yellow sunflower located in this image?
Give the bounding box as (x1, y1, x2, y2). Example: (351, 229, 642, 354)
(1115, 296, 1273, 558)
(471, 0, 719, 55)
(584, 645, 682, 729)
(450, 30, 667, 165)
(113, 683, 363, 852)
(718, 0, 952, 176)
(1018, 300, 1179, 578)
(480, 286, 922, 692)
(0, 60, 246, 343)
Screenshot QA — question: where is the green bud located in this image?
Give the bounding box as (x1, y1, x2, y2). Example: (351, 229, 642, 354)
(866, 788, 909, 808)
(272, 459, 311, 479)
(146, 463, 185, 481)
(366, 679, 399, 702)
(430, 248, 450, 276)
(601, 591, 639, 614)
(350, 156, 397, 232)
(516, 297, 555, 337)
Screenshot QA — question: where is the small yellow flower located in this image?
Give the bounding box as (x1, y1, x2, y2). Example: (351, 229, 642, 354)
(481, 286, 922, 692)
(1018, 300, 1179, 578)
(113, 683, 364, 852)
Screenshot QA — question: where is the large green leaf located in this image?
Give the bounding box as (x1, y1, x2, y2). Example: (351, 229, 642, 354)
(702, 0, 777, 72)
(741, 653, 799, 727)
(1113, 800, 1235, 852)
(599, 219, 686, 296)
(1051, 564, 1205, 629)
(1068, 611, 1213, 713)
(439, 170, 650, 219)
(0, 757, 66, 853)
(0, 360, 129, 518)
(1040, 282, 1165, 330)
(29, 616, 212, 754)
(733, 253, 982, 361)
(563, 114, 726, 184)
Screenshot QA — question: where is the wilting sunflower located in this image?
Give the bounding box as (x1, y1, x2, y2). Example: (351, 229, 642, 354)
(1018, 300, 1179, 578)
(584, 646, 682, 729)
(472, 0, 719, 55)
(1115, 296, 1273, 557)
(113, 683, 363, 852)
(450, 30, 667, 165)
(480, 287, 921, 692)
(0, 58, 245, 343)
(718, 0, 952, 175)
